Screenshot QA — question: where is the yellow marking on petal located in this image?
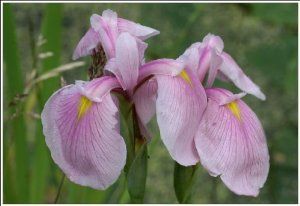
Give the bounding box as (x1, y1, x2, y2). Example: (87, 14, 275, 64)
(227, 101, 241, 120)
(77, 96, 93, 120)
(179, 70, 192, 85)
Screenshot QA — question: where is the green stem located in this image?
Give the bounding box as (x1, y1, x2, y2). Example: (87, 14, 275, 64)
(54, 174, 65, 203)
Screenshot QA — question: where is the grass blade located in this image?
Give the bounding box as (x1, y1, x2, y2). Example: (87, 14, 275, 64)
(29, 4, 63, 203)
(3, 3, 29, 203)
(174, 162, 199, 203)
(127, 144, 148, 203)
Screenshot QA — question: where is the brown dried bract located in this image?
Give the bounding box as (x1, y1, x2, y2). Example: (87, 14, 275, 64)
(88, 44, 107, 80)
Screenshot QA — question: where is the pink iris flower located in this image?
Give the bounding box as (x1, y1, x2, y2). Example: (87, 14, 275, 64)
(41, 10, 191, 190)
(72, 9, 159, 60)
(41, 8, 269, 197)
(155, 34, 269, 196)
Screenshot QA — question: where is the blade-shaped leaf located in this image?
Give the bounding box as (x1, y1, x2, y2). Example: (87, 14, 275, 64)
(127, 144, 148, 203)
(174, 162, 199, 203)
(118, 94, 135, 174)
(3, 3, 29, 203)
(29, 4, 63, 203)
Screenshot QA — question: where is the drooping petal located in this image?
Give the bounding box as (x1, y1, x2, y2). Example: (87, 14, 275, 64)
(195, 88, 269, 196)
(133, 78, 157, 139)
(156, 70, 207, 166)
(41, 78, 126, 190)
(76, 76, 121, 102)
(118, 18, 160, 40)
(216, 70, 231, 82)
(219, 52, 266, 100)
(72, 28, 101, 60)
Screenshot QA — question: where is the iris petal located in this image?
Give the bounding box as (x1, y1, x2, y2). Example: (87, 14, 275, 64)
(73, 9, 159, 60)
(133, 79, 158, 139)
(156, 73, 207, 166)
(118, 18, 160, 40)
(115, 32, 140, 92)
(219, 52, 266, 100)
(138, 59, 184, 82)
(90, 12, 118, 59)
(195, 88, 269, 196)
(72, 28, 100, 60)
(41, 79, 126, 190)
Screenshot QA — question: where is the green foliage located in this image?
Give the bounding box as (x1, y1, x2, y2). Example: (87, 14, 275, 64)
(251, 4, 297, 27)
(174, 163, 199, 203)
(119, 95, 135, 174)
(127, 144, 148, 203)
(3, 3, 29, 203)
(29, 4, 64, 203)
(3, 3, 298, 204)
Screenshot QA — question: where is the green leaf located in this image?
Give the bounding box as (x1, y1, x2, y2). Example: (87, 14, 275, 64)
(29, 4, 63, 203)
(174, 162, 199, 203)
(118, 95, 135, 174)
(127, 144, 148, 203)
(3, 4, 24, 98)
(40, 3, 63, 98)
(3, 128, 15, 203)
(3, 3, 29, 203)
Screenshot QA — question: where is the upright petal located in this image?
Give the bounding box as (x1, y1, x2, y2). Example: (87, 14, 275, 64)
(118, 18, 160, 40)
(202, 33, 224, 53)
(136, 38, 148, 63)
(90, 11, 118, 59)
(197, 46, 211, 82)
(115, 33, 140, 92)
(195, 88, 269, 196)
(198, 34, 224, 81)
(206, 48, 223, 88)
(177, 42, 201, 76)
(72, 28, 100, 60)
(156, 70, 207, 166)
(219, 52, 266, 100)
(41, 78, 126, 190)
(101, 9, 119, 46)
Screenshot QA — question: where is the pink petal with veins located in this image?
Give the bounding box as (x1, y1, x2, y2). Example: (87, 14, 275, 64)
(133, 79, 158, 139)
(219, 52, 266, 100)
(118, 18, 160, 40)
(156, 70, 207, 166)
(195, 88, 269, 196)
(72, 28, 101, 60)
(41, 77, 126, 190)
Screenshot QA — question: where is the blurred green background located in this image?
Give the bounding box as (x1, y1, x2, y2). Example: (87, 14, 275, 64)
(3, 3, 298, 204)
